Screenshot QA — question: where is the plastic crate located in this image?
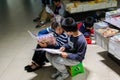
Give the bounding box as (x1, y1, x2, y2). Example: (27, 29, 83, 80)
(67, 63, 84, 77)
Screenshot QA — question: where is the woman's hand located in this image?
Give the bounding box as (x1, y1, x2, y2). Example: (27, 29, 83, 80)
(38, 40, 47, 47)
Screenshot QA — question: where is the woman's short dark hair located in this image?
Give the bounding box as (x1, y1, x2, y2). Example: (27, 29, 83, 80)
(61, 17, 77, 32)
(51, 21, 59, 30)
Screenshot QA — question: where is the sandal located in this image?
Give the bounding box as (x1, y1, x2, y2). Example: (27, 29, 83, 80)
(25, 62, 42, 72)
(35, 22, 44, 28)
(33, 17, 40, 22)
(24, 65, 31, 70)
(24, 62, 34, 70)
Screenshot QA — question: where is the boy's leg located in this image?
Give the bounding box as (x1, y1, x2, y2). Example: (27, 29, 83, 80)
(38, 5, 46, 18)
(46, 52, 56, 65)
(33, 0, 48, 22)
(33, 5, 45, 22)
(33, 45, 56, 66)
(34, 0, 52, 23)
(46, 53, 61, 79)
(24, 44, 47, 72)
(35, 7, 49, 28)
(40, 7, 48, 22)
(32, 44, 46, 66)
(51, 56, 79, 79)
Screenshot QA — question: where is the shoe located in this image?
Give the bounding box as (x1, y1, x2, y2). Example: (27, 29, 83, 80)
(43, 62, 52, 67)
(40, 21, 45, 24)
(56, 73, 69, 80)
(35, 24, 41, 28)
(33, 17, 40, 22)
(24, 65, 31, 70)
(26, 66, 42, 72)
(92, 40, 96, 44)
(51, 71, 61, 79)
(25, 62, 42, 72)
(35, 22, 45, 28)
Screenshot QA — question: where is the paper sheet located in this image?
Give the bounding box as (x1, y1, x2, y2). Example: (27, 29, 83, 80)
(28, 30, 38, 40)
(34, 48, 62, 55)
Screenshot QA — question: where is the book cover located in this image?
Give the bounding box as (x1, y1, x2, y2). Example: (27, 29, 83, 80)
(28, 30, 56, 45)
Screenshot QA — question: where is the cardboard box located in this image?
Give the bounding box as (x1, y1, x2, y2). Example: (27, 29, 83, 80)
(109, 37, 120, 60)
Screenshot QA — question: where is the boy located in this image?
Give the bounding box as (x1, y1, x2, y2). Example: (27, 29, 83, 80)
(77, 16, 95, 44)
(52, 0, 65, 17)
(46, 17, 87, 80)
(83, 16, 95, 44)
(33, 0, 51, 22)
(25, 21, 68, 72)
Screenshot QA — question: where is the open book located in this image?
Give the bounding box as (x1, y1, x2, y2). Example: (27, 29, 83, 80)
(28, 30, 56, 45)
(34, 48, 62, 55)
(28, 30, 38, 40)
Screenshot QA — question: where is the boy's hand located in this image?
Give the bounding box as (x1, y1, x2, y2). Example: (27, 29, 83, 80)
(38, 40, 47, 47)
(61, 52, 68, 58)
(59, 47, 65, 52)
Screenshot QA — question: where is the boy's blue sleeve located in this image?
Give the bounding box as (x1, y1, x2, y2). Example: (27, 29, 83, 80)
(63, 44, 70, 50)
(37, 27, 52, 36)
(66, 37, 87, 62)
(67, 43, 87, 62)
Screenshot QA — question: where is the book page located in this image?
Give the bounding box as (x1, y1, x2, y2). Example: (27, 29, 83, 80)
(34, 48, 62, 55)
(28, 30, 38, 40)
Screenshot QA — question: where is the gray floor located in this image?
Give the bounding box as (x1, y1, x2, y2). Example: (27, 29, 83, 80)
(0, 0, 120, 80)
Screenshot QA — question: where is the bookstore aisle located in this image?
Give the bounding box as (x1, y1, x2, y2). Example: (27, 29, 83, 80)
(0, 0, 120, 80)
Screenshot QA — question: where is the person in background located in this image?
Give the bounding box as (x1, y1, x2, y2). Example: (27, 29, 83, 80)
(35, 0, 65, 28)
(33, 0, 52, 22)
(77, 16, 96, 44)
(46, 17, 87, 80)
(25, 20, 68, 72)
(52, 0, 65, 17)
(83, 16, 96, 44)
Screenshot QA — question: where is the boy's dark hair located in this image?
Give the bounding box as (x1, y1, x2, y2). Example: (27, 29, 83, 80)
(61, 17, 77, 32)
(52, 0, 61, 2)
(51, 21, 59, 30)
(84, 16, 95, 28)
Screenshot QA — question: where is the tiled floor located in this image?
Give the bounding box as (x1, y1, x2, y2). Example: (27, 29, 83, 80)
(0, 0, 120, 80)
